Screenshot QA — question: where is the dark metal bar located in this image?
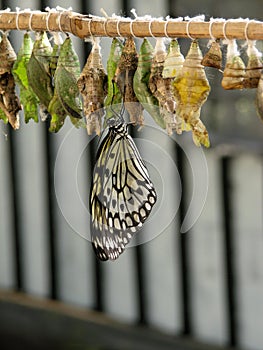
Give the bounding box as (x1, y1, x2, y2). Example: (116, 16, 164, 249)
(121, 0, 133, 17)
(220, 156, 238, 347)
(43, 126, 58, 300)
(37, 0, 58, 301)
(8, 127, 23, 291)
(1, 0, 25, 292)
(80, 0, 104, 311)
(89, 136, 104, 312)
(121, 0, 148, 323)
(167, 0, 192, 335)
(175, 145, 192, 336)
(134, 242, 148, 324)
(88, 133, 105, 312)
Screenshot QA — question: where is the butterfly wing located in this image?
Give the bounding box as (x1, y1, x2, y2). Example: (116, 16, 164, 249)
(90, 124, 157, 261)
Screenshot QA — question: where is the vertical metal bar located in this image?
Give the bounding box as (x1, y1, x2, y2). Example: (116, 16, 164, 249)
(43, 126, 58, 300)
(129, 126, 147, 324)
(38, 0, 58, 300)
(221, 156, 238, 347)
(1, 0, 24, 292)
(121, 0, 132, 16)
(8, 127, 23, 291)
(120, 0, 148, 324)
(167, 0, 179, 20)
(134, 242, 147, 324)
(89, 136, 104, 312)
(80, 0, 104, 312)
(176, 145, 192, 336)
(167, 0, 193, 336)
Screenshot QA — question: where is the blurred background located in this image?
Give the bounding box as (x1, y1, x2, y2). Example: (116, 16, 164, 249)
(0, 0, 263, 349)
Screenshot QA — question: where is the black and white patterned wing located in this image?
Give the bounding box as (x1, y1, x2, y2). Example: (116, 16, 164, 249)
(90, 123, 157, 261)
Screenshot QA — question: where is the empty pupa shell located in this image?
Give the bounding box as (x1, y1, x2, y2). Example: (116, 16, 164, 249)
(115, 37, 144, 126)
(173, 40, 211, 147)
(149, 38, 179, 135)
(162, 39, 184, 78)
(256, 72, 263, 120)
(0, 33, 17, 74)
(104, 38, 123, 121)
(243, 41, 263, 89)
(221, 40, 246, 90)
(201, 40, 222, 70)
(0, 34, 21, 129)
(78, 38, 107, 135)
(133, 38, 165, 129)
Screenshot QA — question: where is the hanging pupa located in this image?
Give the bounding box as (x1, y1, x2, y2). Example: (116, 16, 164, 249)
(49, 33, 61, 78)
(115, 36, 144, 125)
(78, 37, 107, 135)
(27, 31, 53, 114)
(12, 32, 39, 123)
(173, 40, 211, 147)
(256, 72, 263, 120)
(221, 39, 246, 90)
(48, 33, 68, 132)
(162, 38, 185, 134)
(0, 33, 21, 129)
(162, 39, 184, 78)
(243, 40, 262, 88)
(149, 38, 178, 135)
(50, 35, 82, 131)
(104, 38, 123, 122)
(133, 38, 165, 129)
(201, 40, 222, 70)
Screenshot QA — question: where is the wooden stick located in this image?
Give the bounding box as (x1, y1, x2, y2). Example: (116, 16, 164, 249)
(0, 11, 262, 40)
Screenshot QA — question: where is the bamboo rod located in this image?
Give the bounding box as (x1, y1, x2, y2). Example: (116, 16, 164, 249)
(0, 11, 263, 40)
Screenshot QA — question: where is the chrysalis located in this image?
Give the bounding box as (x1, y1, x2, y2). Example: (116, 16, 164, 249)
(256, 71, 263, 120)
(221, 40, 246, 90)
(0, 33, 21, 129)
(52, 36, 82, 124)
(243, 40, 262, 89)
(149, 38, 178, 135)
(27, 31, 53, 113)
(115, 37, 144, 125)
(133, 38, 165, 129)
(162, 38, 185, 133)
(77, 37, 107, 135)
(104, 38, 123, 122)
(173, 40, 211, 147)
(163, 39, 184, 79)
(201, 40, 222, 70)
(12, 33, 39, 123)
(48, 33, 68, 132)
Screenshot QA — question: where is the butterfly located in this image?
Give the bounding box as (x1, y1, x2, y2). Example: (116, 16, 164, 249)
(90, 117, 157, 261)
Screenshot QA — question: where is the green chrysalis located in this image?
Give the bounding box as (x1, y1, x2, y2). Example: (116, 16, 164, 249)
(48, 34, 67, 132)
(48, 36, 83, 132)
(53, 36, 82, 120)
(27, 31, 53, 109)
(12, 33, 39, 123)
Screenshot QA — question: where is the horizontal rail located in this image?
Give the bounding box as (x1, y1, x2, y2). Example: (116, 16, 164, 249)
(0, 11, 263, 40)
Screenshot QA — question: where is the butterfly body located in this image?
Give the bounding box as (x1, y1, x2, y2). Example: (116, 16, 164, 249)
(90, 122, 157, 261)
